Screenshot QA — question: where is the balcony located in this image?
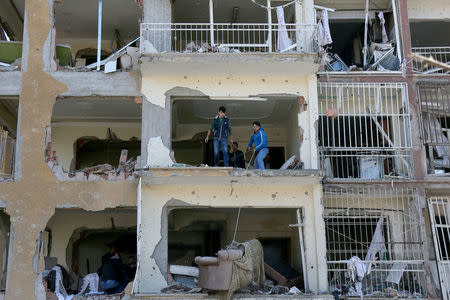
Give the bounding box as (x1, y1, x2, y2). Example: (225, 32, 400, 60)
(412, 46, 450, 75)
(140, 22, 317, 55)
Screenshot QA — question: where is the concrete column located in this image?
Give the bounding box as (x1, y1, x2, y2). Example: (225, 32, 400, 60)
(142, 0, 172, 52)
(312, 183, 328, 293)
(307, 75, 319, 170)
(141, 97, 171, 167)
(303, 0, 315, 47)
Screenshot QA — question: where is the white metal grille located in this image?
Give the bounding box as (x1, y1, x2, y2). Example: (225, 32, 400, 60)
(318, 83, 412, 179)
(418, 82, 450, 174)
(428, 197, 450, 300)
(412, 47, 450, 75)
(0, 126, 14, 179)
(140, 23, 317, 54)
(324, 187, 426, 298)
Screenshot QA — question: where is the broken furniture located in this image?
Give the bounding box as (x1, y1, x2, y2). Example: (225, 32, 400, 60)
(195, 239, 265, 299)
(195, 249, 242, 291)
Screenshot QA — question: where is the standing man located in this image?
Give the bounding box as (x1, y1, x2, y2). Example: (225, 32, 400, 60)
(247, 121, 269, 169)
(205, 106, 233, 167)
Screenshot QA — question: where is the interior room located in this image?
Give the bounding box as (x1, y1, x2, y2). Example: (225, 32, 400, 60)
(0, 0, 24, 69)
(51, 96, 141, 172)
(168, 207, 304, 288)
(43, 208, 137, 293)
(53, 0, 142, 68)
(315, 0, 401, 71)
(171, 97, 300, 168)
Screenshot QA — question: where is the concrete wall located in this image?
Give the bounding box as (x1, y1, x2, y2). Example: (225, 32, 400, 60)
(0, 0, 140, 297)
(140, 54, 319, 169)
(52, 124, 141, 171)
(407, 0, 450, 20)
(137, 175, 327, 294)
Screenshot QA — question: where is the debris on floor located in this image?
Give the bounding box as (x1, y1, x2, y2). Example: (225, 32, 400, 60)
(161, 283, 203, 294)
(45, 127, 136, 181)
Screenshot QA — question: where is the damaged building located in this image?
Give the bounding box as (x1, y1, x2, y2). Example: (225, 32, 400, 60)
(0, 0, 449, 299)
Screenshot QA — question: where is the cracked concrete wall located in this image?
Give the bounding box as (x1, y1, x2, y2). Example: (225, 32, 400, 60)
(140, 56, 319, 168)
(0, 0, 140, 297)
(137, 180, 328, 294)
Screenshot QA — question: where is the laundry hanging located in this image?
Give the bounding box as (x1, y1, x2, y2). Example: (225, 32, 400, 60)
(276, 6, 293, 52)
(378, 12, 389, 43)
(317, 9, 332, 47)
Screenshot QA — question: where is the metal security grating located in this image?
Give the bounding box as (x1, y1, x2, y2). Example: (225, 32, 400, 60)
(428, 197, 450, 300)
(418, 82, 450, 174)
(412, 47, 450, 75)
(318, 83, 412, 179)
(140, 23, 317, 54)
(324, 187, 426, 298)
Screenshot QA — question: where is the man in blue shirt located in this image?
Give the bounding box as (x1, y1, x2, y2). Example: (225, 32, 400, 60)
(205, 106, 233, 166)
(247, 121, 269, 169)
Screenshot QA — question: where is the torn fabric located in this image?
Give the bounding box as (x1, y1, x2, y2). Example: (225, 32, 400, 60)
(76, 273, 99, 296)
(365, 215, 386, 262)
(225, 239, 265, 299)
(276, 7, 293, 52)
(378, 12, 388, 43)
(317, 10, 332, 47)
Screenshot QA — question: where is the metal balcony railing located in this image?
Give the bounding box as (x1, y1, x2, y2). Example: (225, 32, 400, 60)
(140, 23, 317, 54)
(412, 46, 450, 75)
(0, 127, 14, 179)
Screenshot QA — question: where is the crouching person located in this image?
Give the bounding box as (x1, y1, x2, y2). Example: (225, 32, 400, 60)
(98, 252, 128, 294)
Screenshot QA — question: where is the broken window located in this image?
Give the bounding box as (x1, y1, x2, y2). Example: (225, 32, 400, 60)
(43, 208, 137, 296)
(48, 96, 141, 179)
(54, 0, 142, 71)
(168, 208, 305, 289)
(318, 83, 412, 179)
(0, 97, 18, 181)
(315, 0, 402, 72)
(410, 21, 450, 75)
(0, 0, 24, 70)
(141, 0, 316, 54)
(323, 187, 426, 298)
(171, 97, 300, 169)
(418, 82, 450, 174)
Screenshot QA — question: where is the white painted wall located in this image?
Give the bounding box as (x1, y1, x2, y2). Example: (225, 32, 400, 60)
(408, 0, 450, 20)
(137, 179, 328, 294)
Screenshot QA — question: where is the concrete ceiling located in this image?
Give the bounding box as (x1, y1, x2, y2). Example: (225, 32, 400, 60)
(11, 0, 141, 41)
(315, 0, 391, 10)
(51, 97, 141, 122)
(172, 98, 298, 126)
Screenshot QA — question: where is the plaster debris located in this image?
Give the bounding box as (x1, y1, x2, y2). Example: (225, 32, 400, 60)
(146, 136, 174, 168)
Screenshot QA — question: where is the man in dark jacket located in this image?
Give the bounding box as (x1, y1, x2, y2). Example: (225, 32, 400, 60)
(205, 106, 233, 166)
(98, 253, 127, 294)
(230, 142, 245, 169)
(247, 121, 269, 169)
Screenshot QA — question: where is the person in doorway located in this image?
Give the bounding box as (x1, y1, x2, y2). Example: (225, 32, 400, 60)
(230, 142, 245, 169)
(98, 252, 128, 294)
(247, 121, 269, 170)
(205, 106, 233, 167)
